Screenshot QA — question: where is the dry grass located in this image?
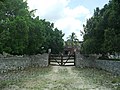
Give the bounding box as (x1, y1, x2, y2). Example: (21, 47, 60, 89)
(0, 66, 120, 90)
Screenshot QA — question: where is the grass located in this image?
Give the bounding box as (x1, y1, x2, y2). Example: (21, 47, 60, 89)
(0, 66, 52, 89)
(73, 67, 120, 89)
(0, 66, 120, 90)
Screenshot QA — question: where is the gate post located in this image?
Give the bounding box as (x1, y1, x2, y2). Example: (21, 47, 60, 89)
(74, 52, 76, 66)
(61, 53, 63, 66)
(74, 49, 76, 66)
(48, 53, 51, 65)
(48, 49, 51, 65)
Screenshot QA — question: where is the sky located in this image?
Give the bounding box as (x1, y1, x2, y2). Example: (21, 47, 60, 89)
(27, 0, 109, 41)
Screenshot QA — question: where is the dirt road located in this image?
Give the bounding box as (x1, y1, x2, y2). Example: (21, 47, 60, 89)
(0, 66, 120, 90)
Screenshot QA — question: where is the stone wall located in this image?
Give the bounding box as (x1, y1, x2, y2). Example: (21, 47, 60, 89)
(75, 53, 96, 68)
(0, 53, 49, 73)
(30, 54, 48, 67)
(75, 53, 120, 75)
(95, 60, 120, 75)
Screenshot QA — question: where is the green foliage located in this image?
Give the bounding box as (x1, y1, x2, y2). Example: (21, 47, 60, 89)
(0, 0, 64, 55)
(82, 0, 120, 54)
(9, 17, 29, 54)
(51, 28, 64, 54)
(66, 32, 79, 47)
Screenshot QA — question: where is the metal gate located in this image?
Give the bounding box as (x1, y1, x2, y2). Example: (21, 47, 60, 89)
(49, 53, 75, 66)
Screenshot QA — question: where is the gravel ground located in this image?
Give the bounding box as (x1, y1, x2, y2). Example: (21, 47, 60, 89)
(0, 66, 120, 90)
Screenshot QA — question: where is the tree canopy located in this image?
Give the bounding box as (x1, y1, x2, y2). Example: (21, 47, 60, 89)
(82, 0, 120, 55)
(66, 32, 79, 47)
(0, 0, 64, 55)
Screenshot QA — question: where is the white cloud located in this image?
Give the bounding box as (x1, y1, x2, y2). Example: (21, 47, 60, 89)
(27, 0, 92, 41)
(55, 17, 83, 40)
(27, 0, 70, 21)
(63, 6, 90, 18)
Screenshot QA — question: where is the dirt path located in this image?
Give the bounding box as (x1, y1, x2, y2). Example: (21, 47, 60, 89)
(1, 66, 120, 90)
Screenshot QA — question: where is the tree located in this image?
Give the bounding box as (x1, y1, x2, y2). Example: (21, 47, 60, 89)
(0, 0, 64, 55)
(49, 28, 64, 54)
(82, 8, 104, 54)
(82, 0, 120, 56)
(41, 20, 64, 54)
(9, 17, 29, 55)
(67, 32, 79, 47)
(26, 17, 45, 55)
(0, 0, 30, 54)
